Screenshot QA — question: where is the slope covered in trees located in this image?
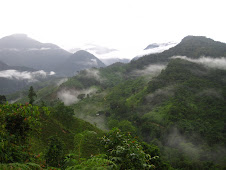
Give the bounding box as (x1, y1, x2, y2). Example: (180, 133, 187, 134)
(3, 35, 226, 169)
(0, 102, 165, 169)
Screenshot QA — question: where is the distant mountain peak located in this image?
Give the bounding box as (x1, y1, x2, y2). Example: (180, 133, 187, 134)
(55, 50, 106, 76)
(144, 42, 177, 50)
(10, 33, 28, 38)
(74, 50, 93, 56)
(0, 34, 60, 50)
(144, 43, 160, 50)
(180, 35, 216, 44)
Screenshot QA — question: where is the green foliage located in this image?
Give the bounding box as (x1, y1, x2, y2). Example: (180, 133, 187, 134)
(64, 154, 117, 169)
(77, 93, 86, 100)
(101, 128, 160, 169)
(52, 101, 74, 119)
(0, 162, 42, 170)
(0, 103, 49, 163)
(45, 135, 65, 168)
(108, 119, 137, 135)
(99, 62, 127, 88)
(74, 131, 103, 159)
(28, 86, 37, 105)
(3, 36, 226, 169)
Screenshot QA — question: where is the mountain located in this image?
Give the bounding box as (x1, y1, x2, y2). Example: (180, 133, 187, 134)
(132, 42, 178, 61)
(7, 35, 226, 169)
(0, 60, 57, 95)
(144, 42, 177, 50)
(0, 60, 35, 71)
(166, 35, 226, 58)
(0, 34, 71, 71)
(55, 50, 106, 76)
(100, 58, 130, 66)
(130, 36, 226, 70)
(144, 43, 160, 50)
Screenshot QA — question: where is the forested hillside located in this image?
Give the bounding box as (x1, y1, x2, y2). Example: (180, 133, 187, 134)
(1, 36, 226, 169)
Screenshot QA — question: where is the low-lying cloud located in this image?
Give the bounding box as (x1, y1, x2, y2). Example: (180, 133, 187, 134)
(0, 69, 55, 82)
(171, 56, 226, 70)
(82, 69, 104, 83)
(146, 86, 175, 106)
(77, 114, 108, 130)
(132, 64, 166, 77)
(56, 78, 68, 86)
(166, 127, 226, 163)
(57, 88, 97, 106)
(137, 42, 178, 58)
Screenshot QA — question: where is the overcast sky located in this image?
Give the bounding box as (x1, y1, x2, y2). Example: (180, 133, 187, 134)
(0, 0, 225, 58)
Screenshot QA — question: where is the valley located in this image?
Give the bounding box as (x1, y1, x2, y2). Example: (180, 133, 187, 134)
(0, 35, 226, 169)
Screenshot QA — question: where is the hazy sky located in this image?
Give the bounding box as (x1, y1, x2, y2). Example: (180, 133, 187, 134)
(0, 0, 225, 54)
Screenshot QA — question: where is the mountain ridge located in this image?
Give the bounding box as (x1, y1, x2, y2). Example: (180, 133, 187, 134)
(55, 50, 106, 77)
(0, 34, 71, 71)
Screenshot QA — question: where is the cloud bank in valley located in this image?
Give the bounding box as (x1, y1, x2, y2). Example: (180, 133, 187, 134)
(171, 56, 226, 70)
(69, 42, 177, 61)
(57, 88, 97, 106)
(0, 69, 55, 82)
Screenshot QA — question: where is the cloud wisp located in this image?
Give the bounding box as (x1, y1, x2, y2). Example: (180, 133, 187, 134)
(57, 88, 97, 106)
(131, 64, 166, 77)
(56, 78, 68, 86)
(0, 69, 55, 82)
(82, 69, 105, 83)
(171, 56, 226, 70)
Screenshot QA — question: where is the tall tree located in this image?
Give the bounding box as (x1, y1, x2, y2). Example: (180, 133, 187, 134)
(28, 86, 37, 105)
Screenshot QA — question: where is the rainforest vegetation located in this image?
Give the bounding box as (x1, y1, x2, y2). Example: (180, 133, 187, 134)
(1, 36, 226, 169)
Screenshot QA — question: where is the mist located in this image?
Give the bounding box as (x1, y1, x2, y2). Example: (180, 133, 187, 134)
(57, 87, 97, 106)
(166, 127, 226, 163)
(83, 69, 104, 83)
(136, 42, 178, 58)
(132, 64, 166, 77)
(146, 86, 175, 106)
(56, 78, 68, 86)
(171, 56, 226, 70)
(76, 114, 108, 130)
(0, 69, 55, 82)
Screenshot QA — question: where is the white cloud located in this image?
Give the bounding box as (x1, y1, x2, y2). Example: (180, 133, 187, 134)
(49, 71, 56, 75)
(90, 59, 98, 66)
(57, 89, 79, 106)
(0, 69, 55, 82)
(57, 87, 98, 106)
(132, 64, 166, 77)
(171, 56, 226, 70)
(56, 78, 68, 86)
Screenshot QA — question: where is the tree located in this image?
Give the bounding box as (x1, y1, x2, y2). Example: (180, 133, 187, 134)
(0, 103, 48, 163)
(0, 95, 6, 104)
(28, 86, 37, 105)
(101, 128, 158, 169)
(45, 136, 65, 168)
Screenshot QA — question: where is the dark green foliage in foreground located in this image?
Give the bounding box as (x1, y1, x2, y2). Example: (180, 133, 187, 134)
(63, 128, 166, 169)
(0, 103, 49, 163)
(101, 128, 170, 169)
(45, 136, 65, 168)
(0, 102, 166, 169)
